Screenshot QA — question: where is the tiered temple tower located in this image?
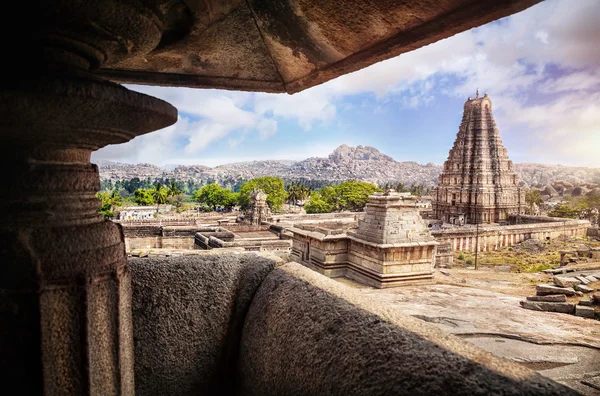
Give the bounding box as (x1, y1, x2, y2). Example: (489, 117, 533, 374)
(432, 93, 525, 224)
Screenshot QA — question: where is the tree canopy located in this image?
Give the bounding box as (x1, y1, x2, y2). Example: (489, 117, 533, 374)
(304, 192, 332, 214)
(193, 183, 238, 210)
(305, 181, 381, 213)
(96, 190, 122, 219)
(238, 177, 286, 212)
(134, 188, 155, 206)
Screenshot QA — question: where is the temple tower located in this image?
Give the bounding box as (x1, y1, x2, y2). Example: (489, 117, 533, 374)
(432, 93, 525, 224)
(245, 189, 272, 225)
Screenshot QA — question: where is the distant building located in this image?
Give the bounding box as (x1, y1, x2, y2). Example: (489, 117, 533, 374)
(432, 93, 525, 224)
(117, 205, 171, 220)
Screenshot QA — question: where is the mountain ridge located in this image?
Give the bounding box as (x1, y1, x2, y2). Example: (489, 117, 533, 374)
(97, 145, 600, 189)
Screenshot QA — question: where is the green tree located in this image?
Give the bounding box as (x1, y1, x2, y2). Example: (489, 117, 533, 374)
(96, 190, 122, 219)
(193, 183, 237, 211)
(134, 188, 155, 206)
(525, 189, 543, 207)
(152, 183, 169, 208)
(334, 180, 382, 211)
(167, 182, 182, 197)
(238, 177, 286, 212)
(304, 192, 332, 214)
(548, 203, 587, 219)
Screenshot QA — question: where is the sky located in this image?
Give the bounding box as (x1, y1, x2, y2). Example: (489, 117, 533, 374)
(93, 0, 600, 168)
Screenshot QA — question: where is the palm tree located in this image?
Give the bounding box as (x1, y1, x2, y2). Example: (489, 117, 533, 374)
(152, 182, 168, 212)
(286, 182, 299, 207)
(167, 182, 182, 197)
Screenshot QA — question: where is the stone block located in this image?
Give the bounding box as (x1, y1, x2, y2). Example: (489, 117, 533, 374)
(578, 299, 593, 306)
(520, 301, 575, 314)
(574, 305, 595, 319)
(593, 293, 600, 303)
(575, 275, 590, 284)
(526, 295, 566, 303)
(494, 265, 511, 272)
(574, 284, 594, 293)
(536, 284, 577, 296)
(587, 276, 599, 283)
(552, 276, 581, 288)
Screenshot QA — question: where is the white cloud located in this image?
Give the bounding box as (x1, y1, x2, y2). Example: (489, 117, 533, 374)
(94, 0, 600, 167)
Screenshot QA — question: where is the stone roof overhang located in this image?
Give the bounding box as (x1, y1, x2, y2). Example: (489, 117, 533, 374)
(98, 0, 542, 94)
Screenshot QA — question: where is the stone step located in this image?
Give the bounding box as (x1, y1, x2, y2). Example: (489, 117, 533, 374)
(520, 301, 575, 314)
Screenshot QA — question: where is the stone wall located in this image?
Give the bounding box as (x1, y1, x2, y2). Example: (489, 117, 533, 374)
(432, 218, 590, 252)
(123, 225, 201, 250)
(195, 226, 291, 253)
(271, 212, 360, 225)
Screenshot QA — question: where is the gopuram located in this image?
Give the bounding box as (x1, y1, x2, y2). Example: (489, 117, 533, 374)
(432, 92, 525, 225)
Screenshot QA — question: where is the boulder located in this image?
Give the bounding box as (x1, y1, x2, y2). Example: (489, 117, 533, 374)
(536, 284, 577, 296)
(553, 276, 581, 288)
(574, 305, 595, 319)
(520, 301, 575, 314)
(574, 284, 594, 293)
(526, 295, 567, 302)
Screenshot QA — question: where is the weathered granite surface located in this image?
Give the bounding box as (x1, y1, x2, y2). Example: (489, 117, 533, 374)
(129, 253, 277, 396)
(239, 262, 576, 395)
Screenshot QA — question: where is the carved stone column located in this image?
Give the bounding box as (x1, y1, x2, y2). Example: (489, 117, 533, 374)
(0, 1, 177, 394)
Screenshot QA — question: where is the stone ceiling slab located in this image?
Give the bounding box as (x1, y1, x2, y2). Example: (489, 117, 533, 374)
(98, 0, 542, 93)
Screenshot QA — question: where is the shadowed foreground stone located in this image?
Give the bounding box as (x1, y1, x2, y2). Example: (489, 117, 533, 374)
(129, 254, 276, 396)
(239, 262, 576, 395)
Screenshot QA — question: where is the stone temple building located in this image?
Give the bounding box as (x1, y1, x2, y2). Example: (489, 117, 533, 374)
(432, 93, 525, 225)
(1, 1, 575, 395)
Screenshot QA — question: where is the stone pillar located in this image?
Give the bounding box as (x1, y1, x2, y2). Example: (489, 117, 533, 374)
(0, 2, 177, 394)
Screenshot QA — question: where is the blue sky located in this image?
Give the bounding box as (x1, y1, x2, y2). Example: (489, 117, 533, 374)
(94, 0, 600, 168)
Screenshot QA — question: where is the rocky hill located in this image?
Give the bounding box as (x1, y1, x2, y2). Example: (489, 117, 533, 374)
(97, 144, 600, 189)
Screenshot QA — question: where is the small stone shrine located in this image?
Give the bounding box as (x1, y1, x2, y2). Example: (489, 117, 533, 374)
(289, 191, 439, 288)
(245, 189, 272, 226)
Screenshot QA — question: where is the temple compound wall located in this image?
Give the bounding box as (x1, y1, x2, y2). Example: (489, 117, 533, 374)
(432, 215, 590, 252)
(432, 93, 526, 225)
(289, 192, 438, 288)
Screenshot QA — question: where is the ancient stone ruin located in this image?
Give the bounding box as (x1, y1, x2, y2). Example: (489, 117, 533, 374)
(289, 191, 439, 288)
(521, 268, 600, 320)
(244, 189, 272, 226)
(432, 93, 526, 225)
(2, 1, 577, 395)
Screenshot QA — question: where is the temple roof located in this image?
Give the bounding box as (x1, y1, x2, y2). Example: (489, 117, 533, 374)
(98, 0, 542, 94)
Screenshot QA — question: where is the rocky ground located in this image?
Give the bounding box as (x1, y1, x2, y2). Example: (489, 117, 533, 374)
(336, 266, 600, 395)
(454, 236, 600, 273)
